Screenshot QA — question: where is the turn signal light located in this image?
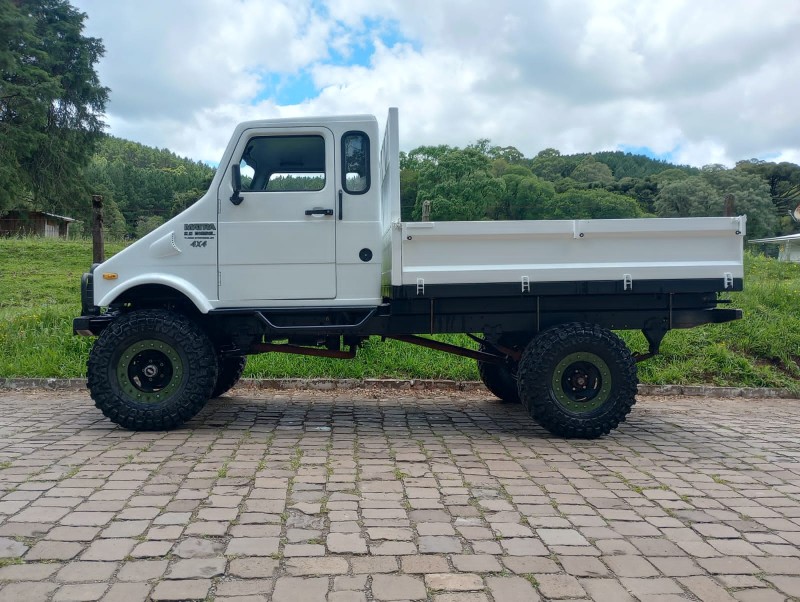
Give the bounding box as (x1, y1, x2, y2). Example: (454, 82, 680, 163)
(102, 273, 118, 280)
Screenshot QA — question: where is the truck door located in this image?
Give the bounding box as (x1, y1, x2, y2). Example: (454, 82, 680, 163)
(217, 127, 336, 301)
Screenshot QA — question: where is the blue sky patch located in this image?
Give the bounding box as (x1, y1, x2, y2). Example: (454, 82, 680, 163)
(250, 15, 417, 106)
(329, 17, 416, 68)
(618, 144, 676, 163)
(255, 71, 318, 106)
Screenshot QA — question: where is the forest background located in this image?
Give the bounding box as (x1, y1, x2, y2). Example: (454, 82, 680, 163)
(3, 0, 800, 241)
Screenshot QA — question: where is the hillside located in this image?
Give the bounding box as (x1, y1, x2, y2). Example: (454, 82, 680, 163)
(400, 143, 800, 240)
(7, 125, 799, 246)
(1, 238, 798, 391)
(78, 136, 216, 238)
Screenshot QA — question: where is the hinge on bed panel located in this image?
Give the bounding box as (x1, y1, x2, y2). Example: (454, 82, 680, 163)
(521, 276, 530, 293)
(218, 272, 222, 287)
(623, 274, 633, 291)
(723, 272, 733, 289)
(416, 278, 425, 295)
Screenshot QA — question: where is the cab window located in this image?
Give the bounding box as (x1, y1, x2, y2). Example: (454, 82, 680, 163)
(342, 131, 369, 194)
(239, 136, 325, 192)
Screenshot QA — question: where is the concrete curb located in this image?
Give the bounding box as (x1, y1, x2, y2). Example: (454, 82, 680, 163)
(635, 383, 797, 399)
(0, 377, 796, 398)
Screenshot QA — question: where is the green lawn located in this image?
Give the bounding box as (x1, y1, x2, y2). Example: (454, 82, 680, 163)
(1, 237, 799, 391)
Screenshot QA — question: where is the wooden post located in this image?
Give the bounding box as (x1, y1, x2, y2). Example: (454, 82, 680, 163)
(723, 193, 735, 217)
(421, 200, 431, 222)
(91, 194, 104, 263)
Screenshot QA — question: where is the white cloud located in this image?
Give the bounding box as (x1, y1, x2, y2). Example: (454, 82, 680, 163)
(772, 150, 800, 166)
(73, 0, 800, 168)
(672, 140, 732, 168)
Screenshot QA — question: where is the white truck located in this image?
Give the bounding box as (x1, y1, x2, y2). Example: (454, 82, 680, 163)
(74, 109, 745, 438)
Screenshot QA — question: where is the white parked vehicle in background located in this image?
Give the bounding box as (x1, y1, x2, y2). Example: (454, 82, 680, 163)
(74, 109, 745, 438)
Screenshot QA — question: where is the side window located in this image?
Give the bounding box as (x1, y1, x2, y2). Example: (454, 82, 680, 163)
(342, 131, 370, 194)
(239, 135, 325, 192)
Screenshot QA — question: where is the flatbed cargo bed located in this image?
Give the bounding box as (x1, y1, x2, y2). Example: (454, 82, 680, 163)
(391, 216, 744, 290)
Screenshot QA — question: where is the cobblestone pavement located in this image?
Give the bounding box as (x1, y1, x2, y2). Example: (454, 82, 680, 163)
(1, 389, 800, 601)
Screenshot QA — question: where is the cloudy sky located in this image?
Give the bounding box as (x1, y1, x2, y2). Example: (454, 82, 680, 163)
(72, 0, 800, 168)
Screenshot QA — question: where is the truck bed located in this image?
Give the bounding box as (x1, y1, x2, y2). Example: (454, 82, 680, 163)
(388, 216, 745, 295)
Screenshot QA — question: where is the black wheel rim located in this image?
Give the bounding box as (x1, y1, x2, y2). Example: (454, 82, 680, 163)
(551, 351, 612, 413)
(117, 339, 183, 403)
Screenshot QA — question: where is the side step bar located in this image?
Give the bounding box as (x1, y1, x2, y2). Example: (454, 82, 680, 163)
(255, 307, 379, 334)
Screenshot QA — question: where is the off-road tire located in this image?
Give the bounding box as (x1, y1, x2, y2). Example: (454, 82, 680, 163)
(87, 310, 218, 430)
(517, 322, 637, 438)
(477, 338, 521, 403)
(212, 355, 247, 398)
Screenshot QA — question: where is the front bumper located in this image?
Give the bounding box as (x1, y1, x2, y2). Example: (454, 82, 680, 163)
(73, 314, 115, 336)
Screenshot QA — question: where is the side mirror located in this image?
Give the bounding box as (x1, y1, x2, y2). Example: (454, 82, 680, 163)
(230, 164, 244, 205)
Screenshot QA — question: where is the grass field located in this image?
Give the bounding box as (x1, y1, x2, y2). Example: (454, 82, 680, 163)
(1, 237, 799, 391)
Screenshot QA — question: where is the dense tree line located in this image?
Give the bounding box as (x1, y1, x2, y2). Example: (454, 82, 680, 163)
(0, 0, 107, 216)
(80, 136, 215, 238)
(82, 139, 800, 241)
(401, 142, 800, 239)
(0, 0, 213, 239)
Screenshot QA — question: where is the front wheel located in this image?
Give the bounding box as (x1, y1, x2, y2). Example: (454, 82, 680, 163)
(517, 323, 637, 438)
(87, 310, 218, 430)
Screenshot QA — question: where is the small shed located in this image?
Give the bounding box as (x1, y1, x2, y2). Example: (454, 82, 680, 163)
(0, 210, 76, 238)
(749, 233, 800, 263)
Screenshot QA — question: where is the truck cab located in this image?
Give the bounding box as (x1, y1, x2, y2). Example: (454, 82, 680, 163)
(86, 113, 392, 314)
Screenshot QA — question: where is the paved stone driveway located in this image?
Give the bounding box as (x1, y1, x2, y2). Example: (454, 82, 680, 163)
(1, 389, 799, 601)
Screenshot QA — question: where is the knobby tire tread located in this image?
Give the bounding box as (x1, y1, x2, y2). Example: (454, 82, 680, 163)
(87, 310, 217, 431)
(212, 355, 247, 398)
(518, 322, 638, 439)
(477, 351, 520, 404)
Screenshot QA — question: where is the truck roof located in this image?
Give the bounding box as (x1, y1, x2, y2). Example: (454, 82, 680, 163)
(235, 114, 377, 130)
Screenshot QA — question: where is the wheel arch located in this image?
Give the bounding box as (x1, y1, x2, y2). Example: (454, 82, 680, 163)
(98, 276, 213, 314)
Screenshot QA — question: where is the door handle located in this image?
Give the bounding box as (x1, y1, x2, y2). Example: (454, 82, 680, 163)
(305, 208, 333, 216)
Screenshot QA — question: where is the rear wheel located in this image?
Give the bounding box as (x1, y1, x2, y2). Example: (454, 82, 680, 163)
(517, 323, 637, 438)
(477, 335, 526, 403)
(212, 355, 247, 398)
(478, 359, 519, 403)
(87, 310, 217, 430)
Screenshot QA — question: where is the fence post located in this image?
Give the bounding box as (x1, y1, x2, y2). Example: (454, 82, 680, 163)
(91, 195, 104, 263)
(421, 200, 431, 222)
(723, 194, 735, 217)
